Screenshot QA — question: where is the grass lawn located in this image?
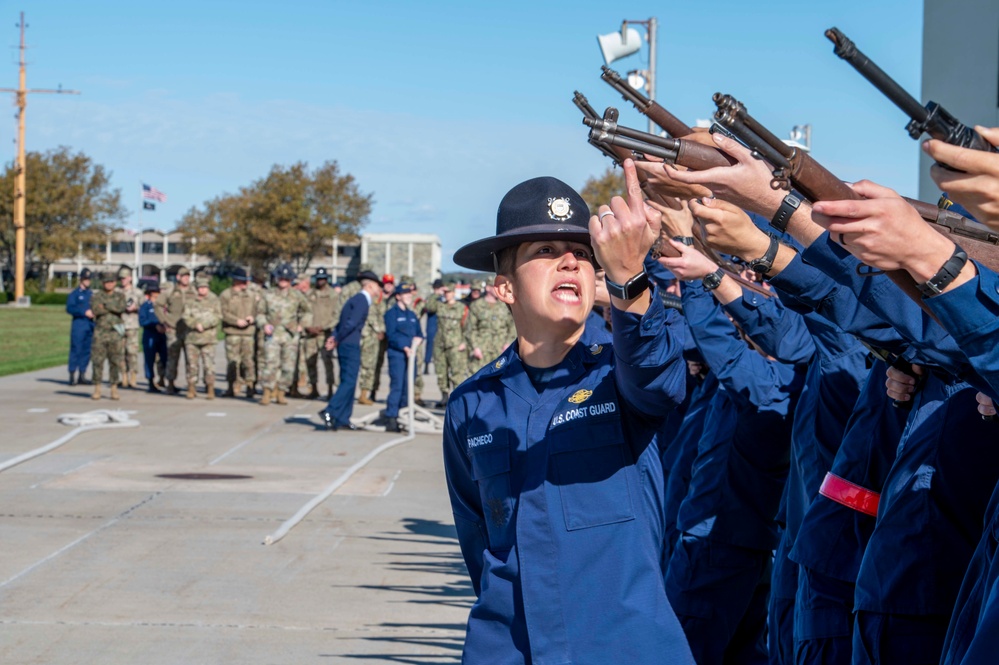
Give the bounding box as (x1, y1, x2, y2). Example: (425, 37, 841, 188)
(0, 305, 71, 377)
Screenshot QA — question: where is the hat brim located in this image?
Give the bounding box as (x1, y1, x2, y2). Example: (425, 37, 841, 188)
(453, 226, 594, 272)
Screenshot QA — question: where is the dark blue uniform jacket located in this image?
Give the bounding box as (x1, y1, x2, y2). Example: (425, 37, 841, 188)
(443, 294, 693, 665)
(677, 280, 804, 551)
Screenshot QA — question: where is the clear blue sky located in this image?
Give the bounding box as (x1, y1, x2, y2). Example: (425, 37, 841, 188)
(15, 0, 925, 271)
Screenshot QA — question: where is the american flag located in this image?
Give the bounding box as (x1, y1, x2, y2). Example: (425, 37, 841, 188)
(142, 183, 167, 203)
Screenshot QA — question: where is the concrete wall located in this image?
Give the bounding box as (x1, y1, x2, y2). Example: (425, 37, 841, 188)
(920, 0, 999, 201)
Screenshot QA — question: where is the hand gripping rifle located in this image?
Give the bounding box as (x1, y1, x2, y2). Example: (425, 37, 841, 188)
(572, 94, 773, 299)
(825, 27, 998, 157)
(711, 93, 999, 273)
(711, 93, 999, 409)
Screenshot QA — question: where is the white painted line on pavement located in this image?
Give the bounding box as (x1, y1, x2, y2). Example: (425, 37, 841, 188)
(206, 412, 227, 417)
(0, 492, 161, 589)
(26, 408, 48, 413)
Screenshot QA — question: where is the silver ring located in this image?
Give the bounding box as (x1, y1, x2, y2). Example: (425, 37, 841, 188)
(599, 211, 615, 220)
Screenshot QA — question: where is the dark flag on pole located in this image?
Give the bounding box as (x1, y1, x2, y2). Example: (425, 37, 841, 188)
(143, 201, 156, 211)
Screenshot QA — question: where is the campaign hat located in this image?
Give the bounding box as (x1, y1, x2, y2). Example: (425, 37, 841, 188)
(453, 176, 591, 272)
(358, 270, 383, 286)
(230, 267, 248, 282)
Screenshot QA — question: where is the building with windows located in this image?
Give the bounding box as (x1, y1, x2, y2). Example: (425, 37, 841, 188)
(919, 0, 999, 201)
(44, 229, 442, 289)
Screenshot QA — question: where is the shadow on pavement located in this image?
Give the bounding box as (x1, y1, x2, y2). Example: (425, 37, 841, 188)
(336, 517, 470, 662)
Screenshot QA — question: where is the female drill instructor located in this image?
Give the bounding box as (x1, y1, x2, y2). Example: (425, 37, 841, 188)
(443, 160, 693, 664)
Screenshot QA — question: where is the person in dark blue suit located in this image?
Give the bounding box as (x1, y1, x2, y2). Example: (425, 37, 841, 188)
(319, 271, 383, 431)
(65, 267, 95, 385)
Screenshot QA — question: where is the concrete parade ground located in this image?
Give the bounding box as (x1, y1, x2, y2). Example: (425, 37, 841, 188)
(0, 348, 469, 664)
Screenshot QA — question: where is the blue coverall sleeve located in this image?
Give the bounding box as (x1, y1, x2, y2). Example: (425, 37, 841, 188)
(925, 264, 999, 400)
(801, 232, 974, 375)
(723, 288, 815, 365)
(441, 405, 487, 596)
(681, 279, 785, 409)
(138, 302, 159, 327)
(66, 290, 89, 317)
(609, 287, 686, 417)
(768, 253, 906, 353)
(384, 308, 403, 352)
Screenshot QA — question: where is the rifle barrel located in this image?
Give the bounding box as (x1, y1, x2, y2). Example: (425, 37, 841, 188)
(825, 27, 928, 124)
(587, 128, 679, 163)
(572, 91, 599, 121)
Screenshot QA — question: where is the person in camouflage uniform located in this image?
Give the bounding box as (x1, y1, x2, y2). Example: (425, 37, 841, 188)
(255, 263, 311, 405)
(304, 267, 339, 399)
(248, 271, 267, 395)
(357, 274, 393, 405)
(219, 267, 258, 398)
(157, 267, 195, 394)
(289, 275, 312, 397)
(117, 267, 144, 389)
(182, 277, 222, 399)
(424, 280, 469, 405)
(466, 281, 515, 372)
(90, 272, 127, 401)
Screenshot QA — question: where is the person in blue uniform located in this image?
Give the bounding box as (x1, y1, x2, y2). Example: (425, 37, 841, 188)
(319, 271, 383, 431)
(138, 283, 168, 393)
(444, 165, 693, 665)
(661, 241, 806, 665)
(65, 267, 95, 385)
(383, 281, 423, 433)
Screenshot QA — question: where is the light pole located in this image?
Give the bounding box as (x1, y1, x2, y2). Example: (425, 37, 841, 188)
(597, 18, 657, 134)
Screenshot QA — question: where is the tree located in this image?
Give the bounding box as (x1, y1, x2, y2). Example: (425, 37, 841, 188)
(579, 166, 625, 215)
(178, 161, 373, 274)
(0, 147, 126, 286)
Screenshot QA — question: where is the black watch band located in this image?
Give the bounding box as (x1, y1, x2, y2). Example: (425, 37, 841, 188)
(917, 244, 968, 297)
(770, 193, 801, 234)
(702, 268, 725, 291)
(605, 270, 650, 300)
(673, 236, 695, 246)
(748, 235, 781, 274)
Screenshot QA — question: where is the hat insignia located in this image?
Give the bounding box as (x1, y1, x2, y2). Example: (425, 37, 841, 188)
(494, 356, 507, 369)
(589, 344, 603, 355)
(547, 197, 573, 221)
(568, 389, 593, 404)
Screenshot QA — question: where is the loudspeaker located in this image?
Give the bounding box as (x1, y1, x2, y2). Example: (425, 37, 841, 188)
(597, 27, 642, 66)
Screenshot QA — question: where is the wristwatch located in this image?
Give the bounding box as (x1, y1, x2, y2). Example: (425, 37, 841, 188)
(702, 268, 725, 291)
(605, 270, 650, 300)
(748, 235, 780, 275)
(917, 244, 968, 297)
(770, 192, 801, 234)
(672, 236, 695, 246)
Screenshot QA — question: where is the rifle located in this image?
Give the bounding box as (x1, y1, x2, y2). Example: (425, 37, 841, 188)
(583, 110, 737, 171)
(711, 93, 999, 273)
(573, 91, 624, 163)
(600, 66, 694, 138)
(825, 27, 998, 156)
(570, 96, 774, 300)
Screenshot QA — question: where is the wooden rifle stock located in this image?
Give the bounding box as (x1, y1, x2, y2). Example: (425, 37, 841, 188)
(600, 66, 694, 138)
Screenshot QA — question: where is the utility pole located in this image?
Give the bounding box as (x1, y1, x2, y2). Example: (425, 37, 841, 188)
(0, 12, 78, 304)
